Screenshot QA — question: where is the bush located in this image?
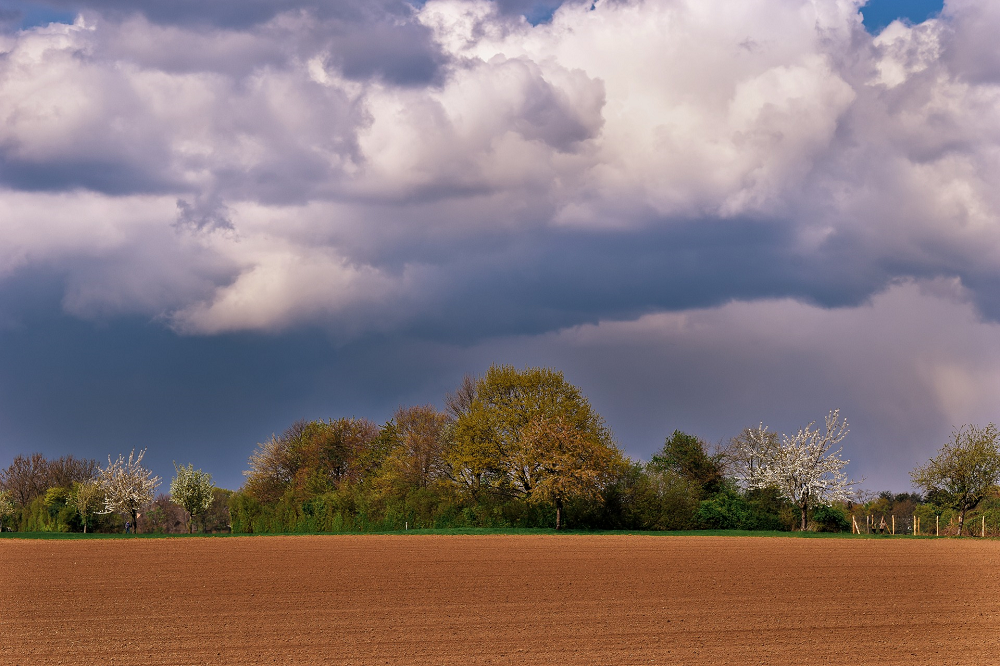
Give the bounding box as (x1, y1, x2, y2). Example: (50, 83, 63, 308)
(697, 490, 749, 529)
(696, 488, 787, 531)
(813, 504, 850, 532)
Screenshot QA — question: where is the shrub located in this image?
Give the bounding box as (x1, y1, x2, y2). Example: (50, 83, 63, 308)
(813, 503, 850, 532)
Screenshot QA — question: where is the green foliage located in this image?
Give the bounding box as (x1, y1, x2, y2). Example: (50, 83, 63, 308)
(170, 463, 215, 533)
(445, 365, 626, 528)
(696, 487, 788, 531)
(72, 481, 105, 533)
(911, 423, 1000, 535)
(44, 486, 71, 508)
(650, 431, 724, 498)
(812, 504, 850, 532)
(19, 494, 76, 532)
(624, 468, 701, 531)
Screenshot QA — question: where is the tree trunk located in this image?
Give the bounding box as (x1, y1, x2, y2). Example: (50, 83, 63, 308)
(958, 509, 965, 536)
(132, 509, 139, 535)
(800, 502, 808, 531)
(555, 497, 563, 531)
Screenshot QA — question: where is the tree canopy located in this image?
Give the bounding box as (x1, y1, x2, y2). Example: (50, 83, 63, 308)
(911, 423, 1000, 536)
(447, 365, 626, 527)
(170, 463, 215, 533)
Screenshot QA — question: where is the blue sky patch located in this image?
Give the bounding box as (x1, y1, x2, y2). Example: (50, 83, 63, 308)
(861, 0, 945, 34)
(0, 2, 75, 29)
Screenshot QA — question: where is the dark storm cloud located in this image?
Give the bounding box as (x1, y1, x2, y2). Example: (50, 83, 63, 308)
(394, 218, 900, 343)
(32, 0, 401, 29)
(0, 269, 470, 490)
(25, 0, 449, 85)
(0, 154, 175, 195)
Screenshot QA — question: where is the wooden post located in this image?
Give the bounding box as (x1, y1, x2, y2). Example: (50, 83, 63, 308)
(936, 514, 940, 537)
(983, 515, 986, 538)
(892, 515, 895, 536)
(852, 515, 859, 534)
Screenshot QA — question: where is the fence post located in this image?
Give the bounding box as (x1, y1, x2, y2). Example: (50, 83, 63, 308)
(892, 515, 895, 535)
(983, 515, 986, 538)
(936, 515, 940, 537)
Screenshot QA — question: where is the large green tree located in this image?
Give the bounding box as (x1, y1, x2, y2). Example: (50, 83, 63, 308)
(911, 423, 1000, 536)
(447, 365, 626, 527)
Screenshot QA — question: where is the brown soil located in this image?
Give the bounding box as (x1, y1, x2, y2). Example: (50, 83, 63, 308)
(2, 535, 1000, 665)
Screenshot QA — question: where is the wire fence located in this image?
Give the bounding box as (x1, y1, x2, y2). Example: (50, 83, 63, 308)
(849, 512, 996, 537)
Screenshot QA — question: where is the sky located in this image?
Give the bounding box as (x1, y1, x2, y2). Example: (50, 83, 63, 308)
(3, 0, 996, 495)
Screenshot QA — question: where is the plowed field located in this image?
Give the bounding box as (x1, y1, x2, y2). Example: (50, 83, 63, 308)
(2, 535, 1000, 665)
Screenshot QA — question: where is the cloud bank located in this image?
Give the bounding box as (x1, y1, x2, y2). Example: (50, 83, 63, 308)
(0, 0, 996, 336)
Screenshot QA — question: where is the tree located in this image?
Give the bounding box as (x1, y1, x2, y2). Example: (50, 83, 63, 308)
(911, 423, 1000, 536)
(98, 449, 161, 534)
(202, 487, 234, 533)
(739, 410, 858, 531)
(47, 456, 100, 488)
(516, 415, 626, 529)
(391, 405, 449, 489)
(649, 431, 724, 498)
(72, 481, 104, 534)
(723, 425, 782, 482)
(170, 463, 215, 533)
(0, 490, 13, 532)
(243, 418, 380, 503)
(1, 453, 50, 506)
(1, 453, 99, 507)
(447, 365, 626, 525)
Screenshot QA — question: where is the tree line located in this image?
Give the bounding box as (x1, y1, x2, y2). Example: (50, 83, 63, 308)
(3, 364, 1000, 535)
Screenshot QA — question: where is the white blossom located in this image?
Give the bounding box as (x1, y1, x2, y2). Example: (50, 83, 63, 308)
(98, 449, 161, 533)
(0, 490, 14, 531)
(169, 463, 214, 533)
(740, 410, 858, 529)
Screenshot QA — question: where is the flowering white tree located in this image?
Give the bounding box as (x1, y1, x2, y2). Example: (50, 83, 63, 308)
(170, 463, 214, 534)
(0, 489, 14, 532)
(739, 410, 858, 531)
(98, 449, 161, 534)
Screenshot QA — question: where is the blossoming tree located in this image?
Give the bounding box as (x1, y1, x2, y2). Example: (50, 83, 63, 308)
(739, 410, 858, 531)
(170, 463, 214, 533)
(98, 449, 161, 534)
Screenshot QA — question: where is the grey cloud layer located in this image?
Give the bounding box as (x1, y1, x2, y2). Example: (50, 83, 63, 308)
(1, 0, 999, 340)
